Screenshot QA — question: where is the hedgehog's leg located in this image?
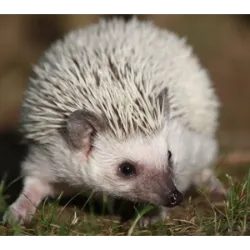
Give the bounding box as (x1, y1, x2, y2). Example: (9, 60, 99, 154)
(192, 168, 227, 201)
(4, 176, 52, 224)
(138, 206, 169, 227)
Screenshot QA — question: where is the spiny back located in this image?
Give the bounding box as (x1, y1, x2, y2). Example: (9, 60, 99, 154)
(21, 18, 219, 143)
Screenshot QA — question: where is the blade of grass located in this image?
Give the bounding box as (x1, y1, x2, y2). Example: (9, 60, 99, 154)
(127, 204, 153, 236)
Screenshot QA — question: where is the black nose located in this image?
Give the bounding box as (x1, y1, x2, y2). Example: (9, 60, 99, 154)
(164, 190, 183, 207)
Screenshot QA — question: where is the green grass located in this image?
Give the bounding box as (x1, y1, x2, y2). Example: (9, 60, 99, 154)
(0, 168, 249, 236)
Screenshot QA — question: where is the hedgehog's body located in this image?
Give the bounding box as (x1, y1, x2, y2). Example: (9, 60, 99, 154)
(5, 18, 224, 225)
(22, 18, 218, 141)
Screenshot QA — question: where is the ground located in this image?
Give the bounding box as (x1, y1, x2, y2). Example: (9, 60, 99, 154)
(0, 163, 249, 236)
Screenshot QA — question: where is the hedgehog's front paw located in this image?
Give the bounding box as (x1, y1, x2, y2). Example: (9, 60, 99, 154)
(3, 202, 35, 225)
(139, 215, 163, 227)
(3, 176, 53, 225)
(193, 168, 228, 203)
(138, 206, 169, 227)
(209, 186, 228, 202)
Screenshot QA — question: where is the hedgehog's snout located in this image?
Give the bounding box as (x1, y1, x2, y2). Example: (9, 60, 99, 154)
(163, 189, 183, 207)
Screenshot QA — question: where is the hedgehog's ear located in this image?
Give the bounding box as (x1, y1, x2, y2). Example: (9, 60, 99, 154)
(66, 110, 104, 157)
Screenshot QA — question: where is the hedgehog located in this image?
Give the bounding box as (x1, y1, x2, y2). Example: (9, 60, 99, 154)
(4, 17, 226, 226)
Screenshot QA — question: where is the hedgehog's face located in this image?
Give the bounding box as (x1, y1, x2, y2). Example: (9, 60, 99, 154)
(89, 132, 183, 208)
(66, 109, 183, 207)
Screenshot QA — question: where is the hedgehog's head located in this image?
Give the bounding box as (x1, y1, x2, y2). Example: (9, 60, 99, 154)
(66, 109, 183, 208)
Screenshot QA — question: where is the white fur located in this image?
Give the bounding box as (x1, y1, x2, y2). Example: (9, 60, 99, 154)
(21, 17, 219, 142)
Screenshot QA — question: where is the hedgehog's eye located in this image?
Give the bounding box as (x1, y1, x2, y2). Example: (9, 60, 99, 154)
(168, 150, 172, 162)
(119, 162, 136, 177)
